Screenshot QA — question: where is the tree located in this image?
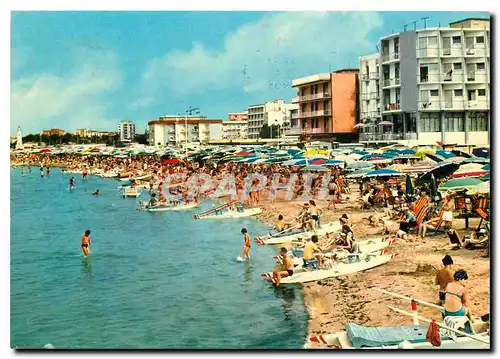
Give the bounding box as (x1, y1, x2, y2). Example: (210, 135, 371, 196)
(259, 124, 280, 139)
(134, 134, 148, 145)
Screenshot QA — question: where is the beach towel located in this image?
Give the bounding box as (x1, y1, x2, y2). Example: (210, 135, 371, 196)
(426, 319, 441, 346)
(441, 316, 470, 341)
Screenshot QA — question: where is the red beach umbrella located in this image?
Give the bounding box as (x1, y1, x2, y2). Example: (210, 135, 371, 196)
(310, 158, 327, 165)
(162, 158, 181, 165)
(39, 148, 51, 153)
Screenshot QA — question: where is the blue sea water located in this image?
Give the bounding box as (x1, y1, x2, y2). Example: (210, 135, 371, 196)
(10, 167, 308, 349)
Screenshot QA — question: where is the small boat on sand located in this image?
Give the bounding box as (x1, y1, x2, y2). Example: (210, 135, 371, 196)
(255, 222, 341, 245)
(145, 202, 200, 212)
(262, 250, 394, 284)
(193, 200, 262, 219)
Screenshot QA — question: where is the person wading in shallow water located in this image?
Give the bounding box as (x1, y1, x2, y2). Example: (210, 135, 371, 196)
(241, 228, 251, 260)
(81, 230, 91, 257)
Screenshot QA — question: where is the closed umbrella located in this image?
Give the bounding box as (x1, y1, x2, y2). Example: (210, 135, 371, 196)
(405, 175, 414, 197)
(430, 174, 440, 201)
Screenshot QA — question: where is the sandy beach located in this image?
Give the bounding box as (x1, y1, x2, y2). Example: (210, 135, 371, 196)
(254, 187, 490, 347)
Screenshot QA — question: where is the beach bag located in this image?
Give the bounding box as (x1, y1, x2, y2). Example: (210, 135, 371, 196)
(426, 319, 441, 347)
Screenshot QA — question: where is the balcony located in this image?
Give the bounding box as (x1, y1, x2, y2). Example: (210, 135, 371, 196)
(381, 52, 400, 63)
(418, 100, 440, 111)
(304, 128, 325, 134)
(417, 47, 439, 58)
(359, 132, 418, 142)
(382, 103, 401, 112)
(442, 100, 465, 110)
(360, 73, 369, 81)
(441, 47, 463, 58)
(466, 72, 488, 83)
(292, 96, 299, 103)
(294, 92, 331, 102)
(467, 99, 489, 110)
(464, 46, 488, 58)
(382, 78, 401, 88)
(299, 109, 332, 118)
(441, 72, 464, 83)
(291, 112, 299, 119)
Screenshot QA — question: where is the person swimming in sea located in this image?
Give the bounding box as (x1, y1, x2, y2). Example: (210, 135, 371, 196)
(46, 166, 51, 176)
(39, 166, 44, 178)
(69, 177, 75, 190)
(93, 189, 100, 196)
(81, 230, 91, 256)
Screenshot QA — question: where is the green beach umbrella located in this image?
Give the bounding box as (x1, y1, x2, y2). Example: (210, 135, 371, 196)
(439, 177, 483, 192)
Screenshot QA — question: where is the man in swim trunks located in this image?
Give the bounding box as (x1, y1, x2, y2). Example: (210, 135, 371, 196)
(435, 255, 454, 305)
(81, 230, 91, 256)
(272, 247, 294, 286)
(274, 215, 292, 233)
(241, 228, 251, 259)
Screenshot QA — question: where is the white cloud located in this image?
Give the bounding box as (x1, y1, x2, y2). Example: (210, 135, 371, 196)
(138, 12, 383, 104)
(10, 49, 122, 135)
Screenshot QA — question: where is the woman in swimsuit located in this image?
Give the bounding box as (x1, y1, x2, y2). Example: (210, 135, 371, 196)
(81, 230, 91, 256)
(443, 269, 471, 320)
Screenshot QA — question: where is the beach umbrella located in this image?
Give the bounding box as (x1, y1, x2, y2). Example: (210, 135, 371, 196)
(346, 168, 373, 178)
(436, 150, 456, 159)
(333, 155, 355, 164)
(310, 158, 327, 165)
(282, 159, 299, 166)
(39, 148, 51, 153)
(472, 147, 490, 158)
(451, 150, 472, 158)
(364, 168, 402, 178)
(419, 162, 460, 182)
(444, 156, 467, 163)
(451, 163, 489, 178)
(482, 164, 490, 171)
(461, 156, 489, 164)
(346, 161, 374, 170)
(378, 121, 394, 126)
(399, 149, 416, 155)
(405, 175, 414, 197)
(162, 158, 181, 165)
(323, 159, 345, 166)
(481, 173, 490, 181)
(439, 177, 483, 192)
(235, 150, 254, 156)
(301, 165, 329, 172)
(425, 153, 445, 163)
(466, 181, 490, 195)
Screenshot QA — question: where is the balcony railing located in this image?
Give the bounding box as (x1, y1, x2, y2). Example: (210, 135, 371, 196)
(291, 112, 299, 119)
(382, 78, 401, 87)
(294, 92, 331, 102)
(381, 52, 400, 63)
(359, 132, 418, 142)
(382, 103, 401, 112)
(467, 99, 489, 110)
(299, 109, 332, 118)
(466, 72, 488, 83)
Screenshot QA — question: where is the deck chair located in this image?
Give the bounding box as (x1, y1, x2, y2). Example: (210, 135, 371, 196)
(425, 208, 445, 234)
(474, 197, 489, 230)
(413, 196, 429, 217)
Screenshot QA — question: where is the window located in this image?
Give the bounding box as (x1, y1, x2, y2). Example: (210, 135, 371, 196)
(428, 36, 438, 46)
(453, 62, 462, 70)
(419, 113, 441, 132)
(454, 89, 463, 97)
(468, 90, 476, 101)
(478, 89, 486, 96)
(469, 112, 488, 131)
(476, 36, 484, 44)
(444, 112, 464, 132)
(430, 90, 439, 97)
(476, 62, 485, 70)
(324, 118, 329, 129)
(452, 36, 461, 44)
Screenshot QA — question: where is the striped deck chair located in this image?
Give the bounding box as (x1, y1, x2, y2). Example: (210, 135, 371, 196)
(475, 197, 489, 230)
(432, 208, 446, 233)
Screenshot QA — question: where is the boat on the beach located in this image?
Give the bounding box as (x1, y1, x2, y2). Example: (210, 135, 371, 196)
(287, 237, 395, 266)
(194, 207, 262, 219)
(262, 250, 394, 284)
(255, 222, 342, 245)
(145, 202, 200, 212)
(304, 321, 489, 349)
(119, 174, 152, 182)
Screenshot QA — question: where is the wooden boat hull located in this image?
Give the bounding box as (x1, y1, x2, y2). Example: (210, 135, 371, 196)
(146, 203, 200, 212)
(263, 253, 394, 284)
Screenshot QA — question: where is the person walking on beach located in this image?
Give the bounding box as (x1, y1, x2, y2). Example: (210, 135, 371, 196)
(81, 230, 91, 257)
(442, 193, 455, 230)
(241, 228, 251, 260)
(435, 255, 454, 306)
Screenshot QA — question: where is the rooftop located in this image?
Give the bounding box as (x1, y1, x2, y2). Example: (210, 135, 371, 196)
(449, 17, 490, 25)
(292, 73, 331, 87)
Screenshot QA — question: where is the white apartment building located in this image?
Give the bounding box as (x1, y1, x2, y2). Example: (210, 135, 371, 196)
(359, 53, 381, 130)
(148, 116, 223, 147)
(358, 17, 490, 146)
(247, 100, 296, 139)
(118, 121, 136, 142)
(222, 120, 248, 139)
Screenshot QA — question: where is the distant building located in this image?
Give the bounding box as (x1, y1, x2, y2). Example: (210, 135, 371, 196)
(118, 121, 136, 142)
(74, 129, 117, 138)
(228, 111, 248, 122)
(247, 100, 296, 139)
(15, 126, 23, 149)
(292, 69, 359, 141)
(222, 120, 248, 140)
(148, 116, 223, 147)
(40, 128, 66, 137)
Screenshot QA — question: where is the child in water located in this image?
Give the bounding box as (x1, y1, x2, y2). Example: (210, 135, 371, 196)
(241, 228, 251, 260)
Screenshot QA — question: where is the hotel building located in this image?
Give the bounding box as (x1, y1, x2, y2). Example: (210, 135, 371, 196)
(148, 116, 223, 146)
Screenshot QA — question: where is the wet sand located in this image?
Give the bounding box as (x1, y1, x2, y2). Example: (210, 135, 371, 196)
(254, 188, 490, 348)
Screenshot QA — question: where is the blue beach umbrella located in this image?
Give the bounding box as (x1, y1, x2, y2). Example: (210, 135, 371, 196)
(436, 150, 456, 159)
(482, 164, 490, 171)
(323, 159, 345, 166)
(364, 168, 403, 178)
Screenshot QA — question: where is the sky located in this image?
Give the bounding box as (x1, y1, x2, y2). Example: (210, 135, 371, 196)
(10, 11, 489, 136)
